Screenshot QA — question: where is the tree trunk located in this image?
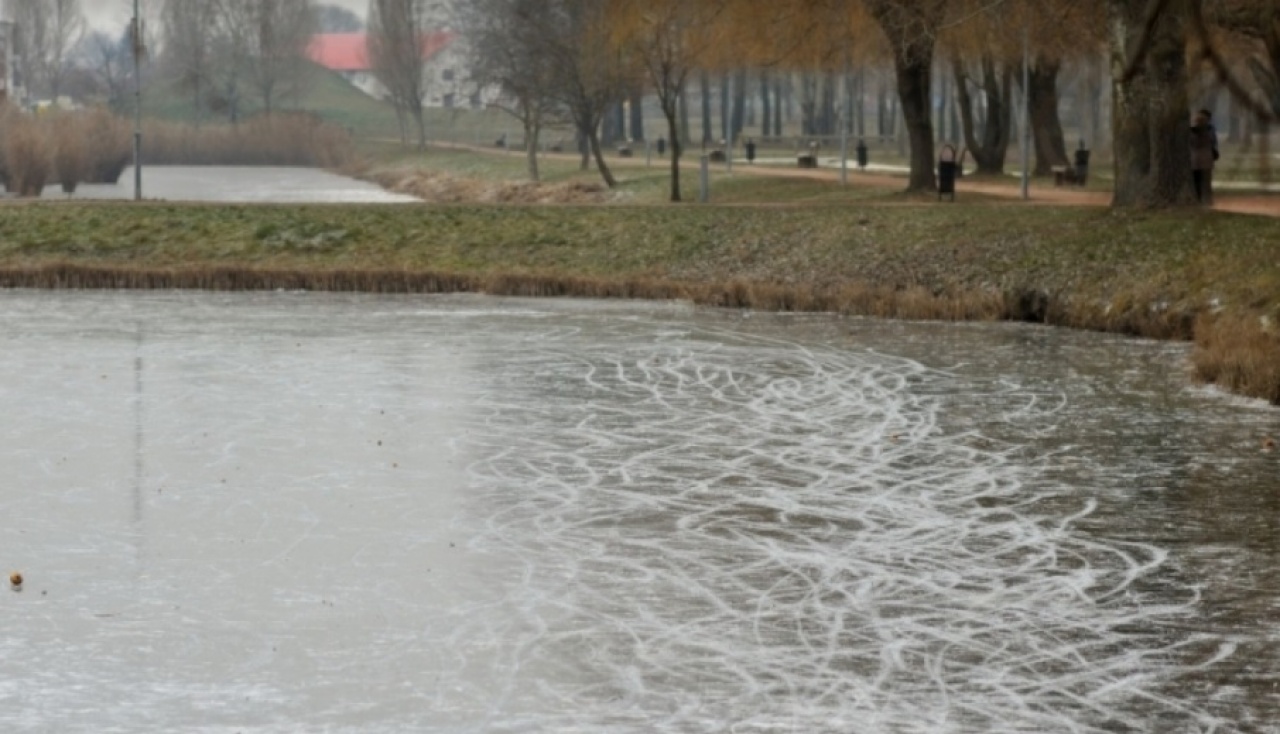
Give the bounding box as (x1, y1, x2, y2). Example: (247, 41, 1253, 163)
(679, 85, 691, 144)
(730, 68, 747, 143)
(700, 71, 713, 145)
(630, 90, 645, 142)
(800, 72, 817, 136)
(720, 73, 731, 143)
(773, 79, 784, 136)
(666, 104, 682, 202)
(413, 105, 427, 150)
(1108, 0, 1193, 207)
(878, 82, 888, 138)
(1029, 56, 1069, 175)
(955, 56, 1012, 174)
(760, 72, 772, 137)
(524, 118, 541, 182)
(588, 128, 617, 188)
(896, 55, 936, 191)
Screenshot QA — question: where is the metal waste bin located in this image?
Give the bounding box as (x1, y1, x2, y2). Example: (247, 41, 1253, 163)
(938, 144, 958, 201)
(1074, 141, 1090, 186)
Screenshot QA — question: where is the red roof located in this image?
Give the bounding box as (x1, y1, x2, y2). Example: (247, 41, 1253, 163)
(307, 33, 455, 73)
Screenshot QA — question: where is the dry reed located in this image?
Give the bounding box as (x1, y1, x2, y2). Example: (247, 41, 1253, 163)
(52, 114, 91, 194)
(2, 113, 52, 197)
(142, 114, 355, 168)
(1192, 312, 1280, 404)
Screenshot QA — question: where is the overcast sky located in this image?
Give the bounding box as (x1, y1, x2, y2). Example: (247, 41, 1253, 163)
(84, 0, 369, 32)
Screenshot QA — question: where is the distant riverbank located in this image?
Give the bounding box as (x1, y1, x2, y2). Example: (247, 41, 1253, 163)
(1, 201, 1277, 404)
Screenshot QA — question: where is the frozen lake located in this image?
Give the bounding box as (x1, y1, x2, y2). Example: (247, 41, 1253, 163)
(1, 292, 1277, 732)
(42, 166, 420, 204)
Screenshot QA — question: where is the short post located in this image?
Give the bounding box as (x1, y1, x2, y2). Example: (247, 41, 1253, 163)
(840, 133, 849, 186)
(699, 154, 710, 203)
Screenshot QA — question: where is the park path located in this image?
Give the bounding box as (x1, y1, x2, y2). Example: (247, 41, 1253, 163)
(426, 140, 1279, 217)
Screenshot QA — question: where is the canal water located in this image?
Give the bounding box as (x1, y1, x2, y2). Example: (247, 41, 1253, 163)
(1, 292, 1276, 732)
(42, 166, 420, 204)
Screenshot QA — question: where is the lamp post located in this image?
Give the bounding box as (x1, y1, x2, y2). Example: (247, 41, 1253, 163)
(1020, 21, 1030, 201)
(132, 0, 142, 201)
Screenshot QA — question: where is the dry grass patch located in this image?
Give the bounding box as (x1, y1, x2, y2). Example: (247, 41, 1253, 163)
(370, 168, 611, 204)
(1193, 312, 1280, 403)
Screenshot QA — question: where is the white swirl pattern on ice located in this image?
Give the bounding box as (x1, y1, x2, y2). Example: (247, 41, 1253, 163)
(453, 324, 1228, 733)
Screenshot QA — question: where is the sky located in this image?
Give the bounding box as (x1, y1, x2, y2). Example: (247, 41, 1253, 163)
(83, 0, 368, 32)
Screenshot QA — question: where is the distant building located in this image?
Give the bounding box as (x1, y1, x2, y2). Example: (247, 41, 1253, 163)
(307, 32, 495, 110)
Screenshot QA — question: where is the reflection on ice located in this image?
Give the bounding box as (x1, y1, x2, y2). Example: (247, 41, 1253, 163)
(0, 292, 1272, 732)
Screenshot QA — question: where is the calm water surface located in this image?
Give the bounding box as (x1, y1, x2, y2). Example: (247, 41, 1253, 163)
(0, 292, 1276, 733)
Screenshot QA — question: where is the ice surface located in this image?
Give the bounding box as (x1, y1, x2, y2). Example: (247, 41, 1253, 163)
(41, 166, 420, 204)
(0, 292, 1275, 733)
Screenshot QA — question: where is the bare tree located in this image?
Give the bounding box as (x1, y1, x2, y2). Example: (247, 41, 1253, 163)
(77, 29, 132, 111)
(619, 0, 725, 201)
(161, 0, 218, 124)
(244, 0, 317, 116)
(368, 0, 438, 149)
(459, 0, 562, 180)
(534, 0, 628, 187)
(13, 0, 85, 102)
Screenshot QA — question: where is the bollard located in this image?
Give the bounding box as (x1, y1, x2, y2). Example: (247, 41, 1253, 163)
(699, 154, 710, 203)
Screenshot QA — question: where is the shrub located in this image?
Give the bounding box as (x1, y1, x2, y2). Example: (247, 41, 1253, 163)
(82, 107, 133, 184)
(53, 114, 91, 194)
(3, 113, 52, 197)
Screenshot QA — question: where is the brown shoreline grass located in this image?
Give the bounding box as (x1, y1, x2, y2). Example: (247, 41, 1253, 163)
(0, 201, 1277, 404)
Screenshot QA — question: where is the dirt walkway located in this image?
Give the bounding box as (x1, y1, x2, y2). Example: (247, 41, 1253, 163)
(421, 141, 1279, 217)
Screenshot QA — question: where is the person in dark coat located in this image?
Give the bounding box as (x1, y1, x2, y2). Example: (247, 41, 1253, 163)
(1190, 109, 1217, 205)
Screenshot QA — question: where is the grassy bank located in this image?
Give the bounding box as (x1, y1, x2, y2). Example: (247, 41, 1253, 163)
(0, 201, 1277, 403)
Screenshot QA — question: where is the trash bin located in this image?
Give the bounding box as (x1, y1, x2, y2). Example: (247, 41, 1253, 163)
(938, 144, 958, 201)
(656, 136, 666, 156)
(1074, 141, 1090, 186)
(745, 139, 757, 164)
(855, 140, 868, 170)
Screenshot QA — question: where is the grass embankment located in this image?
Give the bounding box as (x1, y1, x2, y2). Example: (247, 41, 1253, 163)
(1, 201, 1278, 402)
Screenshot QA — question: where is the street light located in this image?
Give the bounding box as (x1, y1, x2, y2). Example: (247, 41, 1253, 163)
(131, 0, 143, 201)
(1020, 19, 1030, 201)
